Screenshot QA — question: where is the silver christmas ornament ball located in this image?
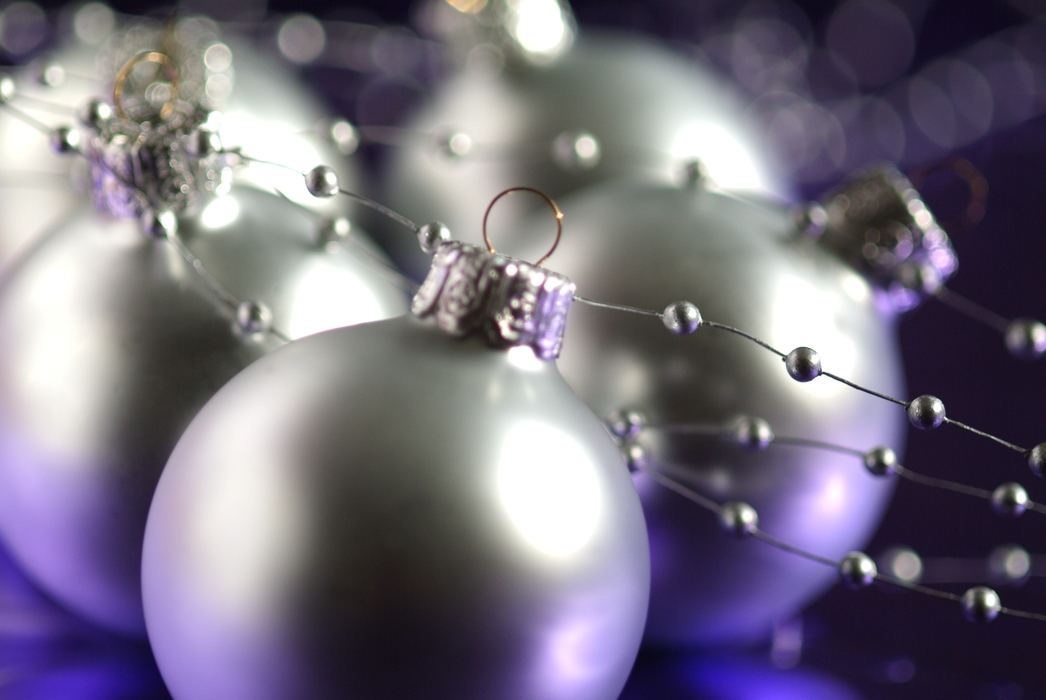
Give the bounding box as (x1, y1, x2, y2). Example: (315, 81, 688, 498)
(384, 33, 786, 278)
(142, 313, 649, 700)
(510, 179, 904, 645)
(962, 586, 1002, 623)
(0, 186, 406, 635)
(990, 482, 1029, 518)
(907, 394, 946, 430)
(1004, 317, 1046, 360)
(838, 551, 877, 589)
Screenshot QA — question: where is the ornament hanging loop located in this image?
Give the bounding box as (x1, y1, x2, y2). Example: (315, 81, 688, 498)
(482, 186, 563, 267)
(113, 51, 180, 121)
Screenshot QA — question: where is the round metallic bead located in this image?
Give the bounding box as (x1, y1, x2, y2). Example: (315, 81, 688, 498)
(793, 202, 828, 239)
(732, 416, 773, 451)
(139, 209, 178, 240)
(78, 98, 112, 130)
(417, 221, 452, 254)
(662, 300, 701, 335)
(1028, 443, 1046, 477)
(785, 346, 822, 382)
(37, 61, 65, 87)
(551, 130, 601, 171)
(838, 551, 877, 589)
(990, 482, 1029, 518)
(961, 586, 1001, 623)
(605, 408, 646, 442)
(1004, 318, 1046, 360)
(907, 394, 945, 430)
(0, 74, 14, 104)
(50, 126, 81, 155)
(437, 131, 473, 159)
(718, 501, 758, 538)
(317, 216, 351, 246)
(862, 446, 897, 477)
(681, 159, 710, 188)
(623, 443, 647, 473)
(236, 301, 274, 335)
(305, 165, 340, 198)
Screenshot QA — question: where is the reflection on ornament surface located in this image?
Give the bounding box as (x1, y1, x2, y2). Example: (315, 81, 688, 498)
(511, 178, 905, 645)
(143, 313, 648, 700)
(0, 186, 407, 636)
(384, 33, 785, 277)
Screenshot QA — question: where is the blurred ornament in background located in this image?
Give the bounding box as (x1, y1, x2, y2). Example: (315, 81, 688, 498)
(142, 240, 648, 700)
(508, 173, 910, 645)
(0, 8, 361, 266)
(383, 0, 788, 278)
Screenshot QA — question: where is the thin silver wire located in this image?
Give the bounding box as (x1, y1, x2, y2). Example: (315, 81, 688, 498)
(933, 286, 1011, 334)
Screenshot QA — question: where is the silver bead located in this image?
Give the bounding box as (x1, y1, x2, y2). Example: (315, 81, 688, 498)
(907, 394, 945, 430)
(990, 482, 1029, 518)
(37, 61, 65, 87)
(793, 203, 828, 238)
(418, 221, 452, 254)
(236, 300, 274, 335)
(989, 544, 1031, 583)
(785, 346, 822, 382)
(551, 130, 601, 171)
(662, 300, 701, 335)
(1005, 318, 1046, 360)
(140, 209, 178, 239)
(0, 74, 13, 103)
(49, 125, 81, 154)
(732, 415, 773, 451)
(681, 159, 710, 188)
(1028, 443, 1046, 477)
(863, 446, 897, 477)
(606, 408, 646, 442)
(78, 98, 112, 130)
(317, 216, 351, 246)
(623, 442, 647, 473)
(838, 551, 877, 589)
(719, 501, 758, 538)
(961, 586, 1001, 623)
(305, 165, 340, 198)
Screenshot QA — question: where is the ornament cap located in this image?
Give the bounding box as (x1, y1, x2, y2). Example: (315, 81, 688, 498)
(412, 240, 575, 360)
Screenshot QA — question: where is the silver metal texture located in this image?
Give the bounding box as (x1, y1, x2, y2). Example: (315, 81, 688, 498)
(785, 346, 822, 382)
(907, 394, 946, 430)
(305, 164, 339, 198)
(383, 33, 787, 279)
(509, 179, 905, 645)
(863, 446, 898, 477)
(418, 220, 452, 254)
(990, 482, 1029, 517)
(412, 241, 575, 360)
(718, 502, 758, 538)
(837, 551, 876, 589)
(0, 20, 361, 266)
(0, 186, 407, 636)
(962, 586, 1001, 623)
(817, 167, 958, 312)
(661, 300, 701, 335)
(1029, 442, 1046, 477)
(142, 313, 650, 700)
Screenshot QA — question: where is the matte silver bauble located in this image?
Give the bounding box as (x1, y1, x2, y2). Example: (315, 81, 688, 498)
(511, 179, 905, 645)
(0, 186, 406, 636)
(142, 313, 649, 700)
(383, 33, 786, 278)
(0, 16, 358, 264)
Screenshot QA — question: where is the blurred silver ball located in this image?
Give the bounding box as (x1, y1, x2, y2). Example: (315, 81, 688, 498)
(49, 125, 81, 154)
(143, 315, 649, 700)
(78, 97, 112, 130)
(961, 586, 1001, 623)
(718, 501, 758, 538)
(140, 208, 177, 239)
(624, 442, 648, 473)
(732, 416, 774, 451)
(236, 300, 274, 334)
(510, 180, 903, 645)
(794, 203, 828, 239)
(418, 220, 452, 254)
(1028, 443, 1046, 477)
(990, 482, 1029, 518)
(863, 446, 897, 477)
(0, 187, 406, 635)
(0, 74, 13, 103)
(1005, 318, 1046, 360)
(384, 34, 787, 278)
(838, 551, 877, 589)
(606, 407, 646, 442)
(907, 394, 945, 430)
(316, 216, 351, 246)
(662, 300, 701, 335)
(305, 165, 339, 198)
(785, 346, 822, 383)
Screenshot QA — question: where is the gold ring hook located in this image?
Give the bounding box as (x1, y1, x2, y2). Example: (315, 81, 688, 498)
(112, 51, 180, 121)
(482, 187, 564, 267)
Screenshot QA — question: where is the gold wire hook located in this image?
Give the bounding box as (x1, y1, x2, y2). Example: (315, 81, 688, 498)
(112, 51, 180, 121)
(482, 187, 564, 267)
